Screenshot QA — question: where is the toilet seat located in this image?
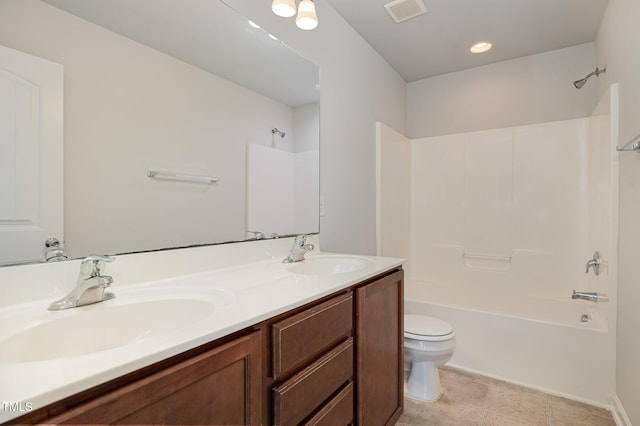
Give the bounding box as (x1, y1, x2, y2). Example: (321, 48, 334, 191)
(404, 314, 454, 341)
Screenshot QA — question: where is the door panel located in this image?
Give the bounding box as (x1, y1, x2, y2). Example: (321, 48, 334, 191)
(0, 45, 63, 265)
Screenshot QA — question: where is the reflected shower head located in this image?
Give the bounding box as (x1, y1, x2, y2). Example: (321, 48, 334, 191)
(573, 78, 588, 89)
(272, 128, 285, 138)
(573, 67, 606, 89)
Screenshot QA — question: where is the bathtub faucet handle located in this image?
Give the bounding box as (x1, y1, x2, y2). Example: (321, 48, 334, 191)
(585, 251, 601, 276)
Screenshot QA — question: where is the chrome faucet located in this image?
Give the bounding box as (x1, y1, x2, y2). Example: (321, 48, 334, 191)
(43, 237, 68, 262)
(585, 251, 601, 276)
(48, 255, 115, 311)
(283, 235, 314, 263)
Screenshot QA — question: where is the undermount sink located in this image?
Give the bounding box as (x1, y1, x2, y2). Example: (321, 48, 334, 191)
(0, 287, 231, 363)
(286, 255, 374, 275)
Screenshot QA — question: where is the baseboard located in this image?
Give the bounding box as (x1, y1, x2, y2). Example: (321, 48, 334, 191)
(611, 395, 632, 426)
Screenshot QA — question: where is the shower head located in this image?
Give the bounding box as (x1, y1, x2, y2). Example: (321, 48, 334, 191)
(573, 78, 588, 89)
(573, 67, 606, 89)
(272, 128, 285, 138)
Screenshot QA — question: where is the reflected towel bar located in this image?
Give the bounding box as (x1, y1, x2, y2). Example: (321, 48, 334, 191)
(147, 170, 219, 184)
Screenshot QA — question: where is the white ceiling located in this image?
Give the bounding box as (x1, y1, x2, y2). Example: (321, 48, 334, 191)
(325, 0, 609, 82)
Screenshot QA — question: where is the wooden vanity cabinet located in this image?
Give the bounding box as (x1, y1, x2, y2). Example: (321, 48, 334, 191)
(11, 268, 403, 426)
(265, 268, 404, 426)
(44, 331, 262, 425)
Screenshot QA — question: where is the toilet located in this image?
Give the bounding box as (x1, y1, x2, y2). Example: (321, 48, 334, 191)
(404, 314, 456, 402)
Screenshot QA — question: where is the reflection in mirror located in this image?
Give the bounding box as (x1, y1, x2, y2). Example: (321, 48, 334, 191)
(0, 0, 320, 266)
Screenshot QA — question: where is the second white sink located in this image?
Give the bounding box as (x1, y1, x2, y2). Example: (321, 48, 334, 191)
(286, 255, 374, 275)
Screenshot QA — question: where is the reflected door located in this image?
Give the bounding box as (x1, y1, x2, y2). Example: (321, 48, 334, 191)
(0, 45, 63, 265)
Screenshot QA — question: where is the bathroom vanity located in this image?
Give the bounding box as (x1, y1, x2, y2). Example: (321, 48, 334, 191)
(0, 238, 403, 425)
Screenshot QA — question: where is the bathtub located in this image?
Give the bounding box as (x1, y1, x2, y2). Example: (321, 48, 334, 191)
(405, 279, 616, 407)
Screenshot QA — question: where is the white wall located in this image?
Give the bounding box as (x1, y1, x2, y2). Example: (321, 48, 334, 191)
(596, 0, 640, 423)
(407, 43, 597, 138)
(228, 0, 407, 255)
(0, 0, 298, 257)
(293, 150, 320, 234)
(293, 103, 320, 153)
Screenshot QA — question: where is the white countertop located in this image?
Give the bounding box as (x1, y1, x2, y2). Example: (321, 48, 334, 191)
(0, 238, 402, 423)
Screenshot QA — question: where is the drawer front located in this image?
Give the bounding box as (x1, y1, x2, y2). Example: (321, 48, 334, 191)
(273, 338, 353, 426)
(305, 381, 354, 426)
(272, 292, 352, 378)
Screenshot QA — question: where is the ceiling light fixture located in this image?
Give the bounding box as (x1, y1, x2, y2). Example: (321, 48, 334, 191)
(470, 42, 492, 53)
(271, 0, 296, 17)
(272, 0, 318, 30)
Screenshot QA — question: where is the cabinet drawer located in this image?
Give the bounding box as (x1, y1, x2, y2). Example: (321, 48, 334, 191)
(272, 292, 352, 378)
(273, 338, 353, 426)
(305, 381, 354, 426)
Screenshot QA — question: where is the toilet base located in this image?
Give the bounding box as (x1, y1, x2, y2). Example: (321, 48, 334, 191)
(404, 361, 442, 402)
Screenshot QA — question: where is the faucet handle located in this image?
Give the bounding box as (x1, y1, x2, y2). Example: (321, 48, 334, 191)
(248, 231, 265, 240)
(80, 255, 115, 277)
(585, 251, 601, 275)
(294, 234, 314, 252)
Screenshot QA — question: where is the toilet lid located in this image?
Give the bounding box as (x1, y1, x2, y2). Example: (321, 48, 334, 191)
(404, 314, 453, 338)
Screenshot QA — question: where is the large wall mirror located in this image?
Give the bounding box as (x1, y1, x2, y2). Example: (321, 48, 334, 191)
(0, 0, 320, 266)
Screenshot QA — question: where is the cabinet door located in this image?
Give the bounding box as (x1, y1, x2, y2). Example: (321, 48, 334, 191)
(356, 270, 404, 426)
(48, 331, 262, 425)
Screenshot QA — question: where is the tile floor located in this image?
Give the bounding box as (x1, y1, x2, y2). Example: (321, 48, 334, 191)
(397, 367, 616, 426)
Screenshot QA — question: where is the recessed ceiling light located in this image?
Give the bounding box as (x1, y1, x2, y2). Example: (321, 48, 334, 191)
(268, 33, 279, 41)
(248, 20, 260, 29)
(470, 42, 492, 54)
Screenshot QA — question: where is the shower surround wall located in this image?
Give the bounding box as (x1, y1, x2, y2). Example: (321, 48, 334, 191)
(411, 119, 592, 299)
(246, 144, 319, 237)
(377, 87, 618, 405)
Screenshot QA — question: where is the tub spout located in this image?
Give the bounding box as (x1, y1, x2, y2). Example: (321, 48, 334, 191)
(572, 290, 607, 302)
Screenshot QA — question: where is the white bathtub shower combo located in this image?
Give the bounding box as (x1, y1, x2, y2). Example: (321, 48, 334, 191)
(377, 85, 619, 407)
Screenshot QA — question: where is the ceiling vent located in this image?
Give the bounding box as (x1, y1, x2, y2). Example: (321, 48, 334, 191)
(384, 0, 428, 24)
